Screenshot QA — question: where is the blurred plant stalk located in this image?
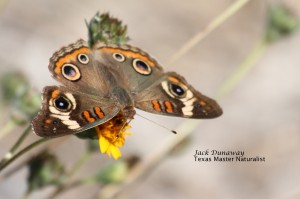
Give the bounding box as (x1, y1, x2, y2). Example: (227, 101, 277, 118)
(217, 4, 298, 98)
(0, 0, 8, 12)
(166, 0, 251, 67)
(0, 119, 18, 140)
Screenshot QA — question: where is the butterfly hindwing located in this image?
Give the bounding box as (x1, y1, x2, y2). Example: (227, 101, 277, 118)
(134, 72, 223, 118)
(32, 86, 120, 137)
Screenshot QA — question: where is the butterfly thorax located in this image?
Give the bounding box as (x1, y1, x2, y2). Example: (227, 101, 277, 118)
(98, 61, 136, 119)
(111, 86, 136, 119)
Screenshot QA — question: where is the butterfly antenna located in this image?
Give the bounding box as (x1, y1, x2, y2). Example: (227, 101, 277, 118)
(117, 118, 133, 138)
(135, 113, 177, 134)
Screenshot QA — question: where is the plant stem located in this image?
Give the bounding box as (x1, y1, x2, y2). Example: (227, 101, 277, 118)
(11, 125, 32, 153)
(0, 0, 8, 12)
(48, 175, 95, 199)
(0, 125, 31, 166)
(22, 191, 31, 199)
(0, 119, 17, 140)
(0, 138, 50, 171)
(166, 0, 252, 67)
(216, 38, 268, 99)
(0, 158, 28, 183)
(48, 151, 93, 198)
(67, 151, 92, 178)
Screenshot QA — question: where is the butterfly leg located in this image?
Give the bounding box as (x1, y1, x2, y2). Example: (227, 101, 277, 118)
(121, 105, 136, 119)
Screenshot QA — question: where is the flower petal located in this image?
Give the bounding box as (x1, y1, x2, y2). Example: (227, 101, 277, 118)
(99, 134, 110, 154)
(109, 145, 122, 160)
(94, 114, 133, 159)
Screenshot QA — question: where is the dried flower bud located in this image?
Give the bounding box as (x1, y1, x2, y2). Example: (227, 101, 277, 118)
(87, 12, 129, 46)
(266, 4, 299, 43)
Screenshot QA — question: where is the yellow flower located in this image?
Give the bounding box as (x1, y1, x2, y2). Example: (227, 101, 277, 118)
(95, 114, 132, 160)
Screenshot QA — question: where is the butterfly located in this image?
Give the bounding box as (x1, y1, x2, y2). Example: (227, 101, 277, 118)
(31, 39, 222, 137)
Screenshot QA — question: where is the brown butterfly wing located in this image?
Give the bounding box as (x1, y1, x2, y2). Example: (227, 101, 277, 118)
(48, 39, 110, 97)
(94, 42, 165, 93)
(134, 72, 223, 119)
(92, 42, 222, 118)
(32, 86, 120, 137)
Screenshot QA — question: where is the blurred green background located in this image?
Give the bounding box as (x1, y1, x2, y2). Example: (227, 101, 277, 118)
(0, 0, 299, 198)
